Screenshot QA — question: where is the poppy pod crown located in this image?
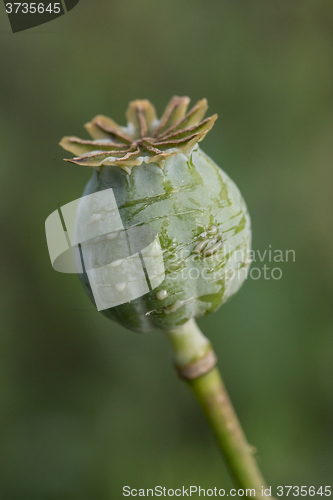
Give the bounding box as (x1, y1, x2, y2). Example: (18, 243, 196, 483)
(60, 96, 217, 174)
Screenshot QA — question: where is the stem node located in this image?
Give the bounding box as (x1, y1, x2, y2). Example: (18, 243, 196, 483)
(165, 319, 275, 500)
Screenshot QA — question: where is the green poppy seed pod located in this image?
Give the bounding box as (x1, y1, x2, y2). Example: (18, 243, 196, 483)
(60, 97, 251, 333)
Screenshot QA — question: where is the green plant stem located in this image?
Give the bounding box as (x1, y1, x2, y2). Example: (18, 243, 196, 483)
(165, 319, 274, 500)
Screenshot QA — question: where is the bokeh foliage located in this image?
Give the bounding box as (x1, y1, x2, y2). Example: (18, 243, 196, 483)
(0, 1, 332, 498)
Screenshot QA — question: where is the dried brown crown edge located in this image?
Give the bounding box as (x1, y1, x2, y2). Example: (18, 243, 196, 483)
(59, 96, 218, 175)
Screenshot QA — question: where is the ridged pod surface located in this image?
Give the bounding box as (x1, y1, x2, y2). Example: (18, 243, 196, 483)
(60, 97, 251, 333)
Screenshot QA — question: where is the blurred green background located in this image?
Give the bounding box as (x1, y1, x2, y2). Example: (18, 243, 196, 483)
(0, 1, 332, 498)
